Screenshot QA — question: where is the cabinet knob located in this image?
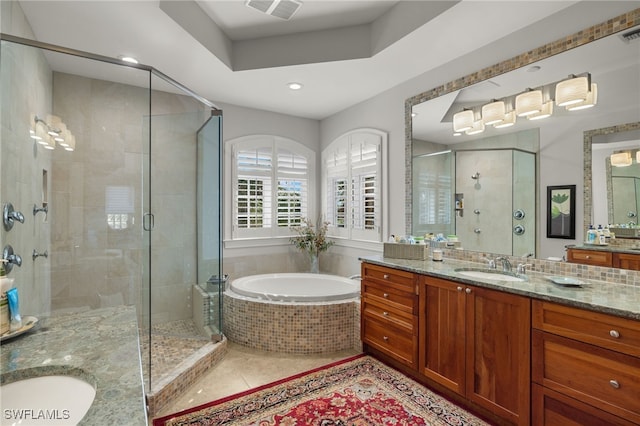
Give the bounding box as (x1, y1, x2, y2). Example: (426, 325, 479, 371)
(383, 274, 390, 279)
(383, 336, 389, 341)
(609, 379, 620, 389)
(383, 293, 389, 298)
(609, 330, 620, 338)
(585, 255, 591, 259)
(383, 311, 389, 316)
(457, 286, 463, 292)
(465, 288, 472, 294)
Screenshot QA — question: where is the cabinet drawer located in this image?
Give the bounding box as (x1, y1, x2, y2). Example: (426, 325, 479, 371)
(532, 331, 640, 423)
(362, 300, 415, 332)
(566, 248, 612, 267)
(362, 263, 415, 291)
(362, 280, 416, 314)
(362, 316, 417, 368)
(532, 384, 635, 426)
(532, 300, 640, 357)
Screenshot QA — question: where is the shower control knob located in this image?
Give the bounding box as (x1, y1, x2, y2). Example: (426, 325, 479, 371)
(2, 245, 22, 274)
(3, 203, 25, 231)
(474, 228, 481, 234)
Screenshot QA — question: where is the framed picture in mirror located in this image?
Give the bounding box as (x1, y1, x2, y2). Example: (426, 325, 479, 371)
(547, 185, 576, 239)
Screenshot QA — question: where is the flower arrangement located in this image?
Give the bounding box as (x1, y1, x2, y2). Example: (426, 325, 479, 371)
(289, 217, 334, 258)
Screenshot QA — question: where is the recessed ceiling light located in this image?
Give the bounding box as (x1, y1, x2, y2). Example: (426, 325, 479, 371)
(287, 82, 303, 90)
(119, 56, 139, 64)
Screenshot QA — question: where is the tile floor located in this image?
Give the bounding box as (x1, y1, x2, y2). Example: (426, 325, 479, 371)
(154, 341, 361, 418)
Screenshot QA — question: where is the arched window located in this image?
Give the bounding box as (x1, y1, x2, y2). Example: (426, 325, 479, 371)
(322, 129, 386, 243)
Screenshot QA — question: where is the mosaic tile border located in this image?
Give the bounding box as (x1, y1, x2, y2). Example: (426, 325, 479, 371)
(442, 247, 640, 287)
(404, 8, 640, 232)
(223, 294, 361, 354)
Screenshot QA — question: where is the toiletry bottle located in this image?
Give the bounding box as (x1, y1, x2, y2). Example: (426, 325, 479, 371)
(587, 225, 597, 244)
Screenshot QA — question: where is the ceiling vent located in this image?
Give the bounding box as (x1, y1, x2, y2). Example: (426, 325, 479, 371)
(620, 26, 640, 43)
(245, 0, 302, 20)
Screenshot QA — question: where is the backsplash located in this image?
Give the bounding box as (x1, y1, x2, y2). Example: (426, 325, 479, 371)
(443, 247, 640, 287)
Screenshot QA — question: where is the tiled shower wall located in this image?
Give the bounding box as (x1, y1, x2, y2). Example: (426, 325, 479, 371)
(0, 39, 53, 318)
(51, 71, 207, 323)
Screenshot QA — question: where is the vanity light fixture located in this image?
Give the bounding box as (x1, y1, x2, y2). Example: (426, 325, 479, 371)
(555, 74, 590, 107)
(481, 100, 505, 125)
(527, 100, 553, 121)
(30, 114, 75, 152)
(453, 109, 475, 132)
(63, 133, 76, 152)
(566, 83, 598, 111)
(611, 151, 632, 167)
(34, 119, 50, 145)
(637, 151, 640, 163)
(453, 72, 597, 136)
(515, 89, 543, 117)
(494, 110, 516, 128)
(465, 120, 485, 135)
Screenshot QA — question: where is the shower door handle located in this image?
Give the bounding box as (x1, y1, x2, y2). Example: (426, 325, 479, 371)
(143, 212, 155, 231)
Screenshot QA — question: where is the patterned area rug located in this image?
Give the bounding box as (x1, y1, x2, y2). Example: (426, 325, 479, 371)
(153, 355, 489, 426)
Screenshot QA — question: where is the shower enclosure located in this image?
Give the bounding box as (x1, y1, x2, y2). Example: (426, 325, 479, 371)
(0, 34, 222, 409)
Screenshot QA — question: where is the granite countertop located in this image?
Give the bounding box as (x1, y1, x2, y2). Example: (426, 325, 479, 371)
(568, 243, 640, 255)
(0, 305, 147, 425)
(361, 255, 640, 321)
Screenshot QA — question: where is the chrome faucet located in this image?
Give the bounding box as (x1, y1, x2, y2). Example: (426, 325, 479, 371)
(516, 263, 531, 274)
(495, 256, 512, 272)
(486, 257, 496, 269)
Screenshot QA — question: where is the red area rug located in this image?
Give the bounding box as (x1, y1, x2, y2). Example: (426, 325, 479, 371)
(153, 354, 488, 425)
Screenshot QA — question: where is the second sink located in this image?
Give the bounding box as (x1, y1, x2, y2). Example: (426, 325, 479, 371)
(455, 268, 527, 282)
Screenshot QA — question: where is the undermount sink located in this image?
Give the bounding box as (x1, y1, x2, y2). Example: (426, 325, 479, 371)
(455, 268, 527, 282)
(0, 375, 96, 425)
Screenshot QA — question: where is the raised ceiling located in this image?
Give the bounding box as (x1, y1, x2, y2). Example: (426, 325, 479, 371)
(12, 1, 639, 119)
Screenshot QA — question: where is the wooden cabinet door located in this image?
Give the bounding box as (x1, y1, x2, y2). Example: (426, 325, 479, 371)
(419, 276, 466, 395)
(612, 252, 640, 271)
(466, 285, 531, 425)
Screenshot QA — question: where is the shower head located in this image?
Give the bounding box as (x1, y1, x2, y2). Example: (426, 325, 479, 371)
(471, 172, 480, 180)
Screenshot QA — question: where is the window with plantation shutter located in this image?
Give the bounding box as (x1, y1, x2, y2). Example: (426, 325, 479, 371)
(230, 136, 315, 240)
(322, 129, 386, 243)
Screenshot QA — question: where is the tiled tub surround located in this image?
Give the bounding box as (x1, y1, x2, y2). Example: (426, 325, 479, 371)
(362, 254, 640, 320)
(224, 292, 361, 354)
(0, 306, 146, 425)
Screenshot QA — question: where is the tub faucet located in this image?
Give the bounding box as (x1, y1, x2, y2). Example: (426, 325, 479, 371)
(495, 256, 512, 272)
(348, 274, 362, 280)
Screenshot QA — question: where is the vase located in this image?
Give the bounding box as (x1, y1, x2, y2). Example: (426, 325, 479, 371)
(310, 253, 319, 273)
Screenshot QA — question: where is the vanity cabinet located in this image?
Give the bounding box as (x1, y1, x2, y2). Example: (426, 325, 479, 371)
(418, 276, 531, 426)
(532, 300, 640, 425)
(567, 247, 640, 270)
(360, 263, 419, 369)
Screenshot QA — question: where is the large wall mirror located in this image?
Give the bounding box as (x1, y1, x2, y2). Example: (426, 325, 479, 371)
(406, 8, 640, 261)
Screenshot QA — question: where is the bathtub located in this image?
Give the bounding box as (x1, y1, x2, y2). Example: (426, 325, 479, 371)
(229, 273, 360, 302)
(223, 273, 362, 354)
